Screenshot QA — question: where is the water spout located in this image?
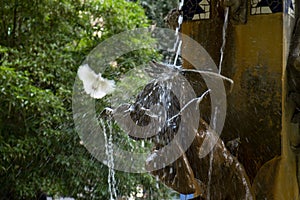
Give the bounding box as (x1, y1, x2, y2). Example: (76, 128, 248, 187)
(218, 7, 229, 74)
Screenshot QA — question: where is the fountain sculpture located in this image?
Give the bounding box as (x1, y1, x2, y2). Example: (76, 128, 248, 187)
(120, 0, 300, 199)
(159, 0, 300, 199)
(75, 0, 300, 199)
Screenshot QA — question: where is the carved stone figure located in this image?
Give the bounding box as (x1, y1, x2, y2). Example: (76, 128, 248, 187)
(164, 8, 181, 30)
(220, 0, 247, 24)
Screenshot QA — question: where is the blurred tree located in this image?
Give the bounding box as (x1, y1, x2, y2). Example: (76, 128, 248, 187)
(0, 0, 172, 199)
(129, 0, 179, 27)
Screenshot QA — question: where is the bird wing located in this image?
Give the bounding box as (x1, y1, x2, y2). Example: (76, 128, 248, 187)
(78, 64, 97, 95)
(78, 64, 97, 83)
(78, 64, 115, 99)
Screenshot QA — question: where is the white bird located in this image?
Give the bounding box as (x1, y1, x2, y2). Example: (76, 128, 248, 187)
(77, 64, 115, 99)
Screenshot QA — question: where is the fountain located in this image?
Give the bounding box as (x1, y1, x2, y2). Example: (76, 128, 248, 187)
(118, 0, 300, 199)
(100, 119, 117, 200)
(74, 0, 300, 199)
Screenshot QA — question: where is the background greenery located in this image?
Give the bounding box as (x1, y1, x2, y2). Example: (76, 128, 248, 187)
(0, 0, 177, 199)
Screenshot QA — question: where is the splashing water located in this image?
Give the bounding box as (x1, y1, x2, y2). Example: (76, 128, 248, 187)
(167, 89, 210, 122)
(100, 119, 117, 200)
(218, 7, 229, 74)
(153, 2, 232, 197)
(168, 0, 184, 66)
(77, 1, 234, 198)
(181, 68, 234, 86)
(173, 40, 182, 66)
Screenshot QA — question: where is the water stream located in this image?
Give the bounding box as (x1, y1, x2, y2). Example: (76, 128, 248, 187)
(218, 7, 229, 74)
(100, 119, 117, 200)
(170, 0, 184, 66)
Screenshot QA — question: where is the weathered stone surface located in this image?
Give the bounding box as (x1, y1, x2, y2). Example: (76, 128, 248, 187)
(220, 0, 247, 24)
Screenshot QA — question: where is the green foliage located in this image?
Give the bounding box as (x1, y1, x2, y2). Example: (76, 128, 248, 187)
(0, 0, 173, 199)
(137, 0, 179, 27)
